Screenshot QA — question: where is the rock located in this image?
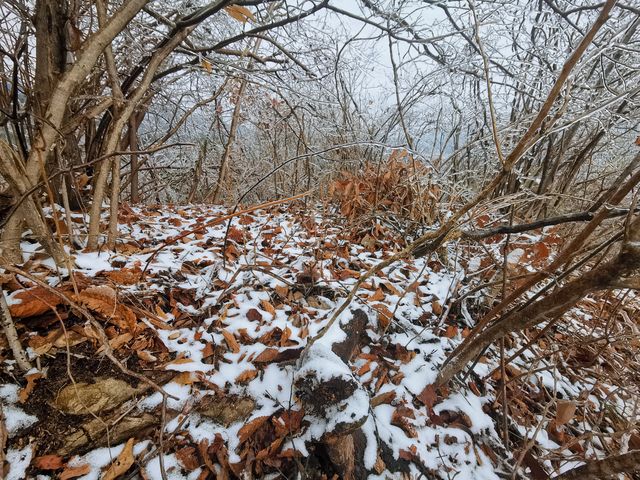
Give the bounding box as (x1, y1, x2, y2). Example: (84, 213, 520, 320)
(54, 377, 146, 415)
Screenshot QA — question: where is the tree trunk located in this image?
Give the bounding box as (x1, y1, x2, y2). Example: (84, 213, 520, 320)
(129, 116, 140, 203)
(0, 289, 32, 372)
(436, 217, 640, 387)
(553, 450, 640, 480)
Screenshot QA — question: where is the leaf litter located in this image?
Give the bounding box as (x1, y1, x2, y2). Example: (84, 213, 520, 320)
(1, 202, 638, 479)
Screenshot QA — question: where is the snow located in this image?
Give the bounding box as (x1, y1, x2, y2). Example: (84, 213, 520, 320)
(0, 384, 39, 435)
(6, 446, 33, 480)
(74, 251, 113, 273)
(11, 203, 633, 479)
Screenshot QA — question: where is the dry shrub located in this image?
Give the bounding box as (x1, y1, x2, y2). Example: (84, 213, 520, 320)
(328, 151, 441, 232)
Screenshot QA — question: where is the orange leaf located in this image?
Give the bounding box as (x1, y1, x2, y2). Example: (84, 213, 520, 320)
(221, 329, 240, 353)
(372, 304, 393, 330)
(235, 369, 258, 383)
(444, 325, 458, 338)
(176, 446, 200, 471)
(75, 285, 137, 332)
(102, 438, 135, 480)
(432, 300, 443, 316)
(254, 347, 279, 363)
(418, 384, 437, 410)
(238, 416, 270, 443)
(224, 5, 256, 23)
(60, 464, 90, 480)
(260, 300, 276, 318)
(371, 391, 395, 407)
(33, 454, 65, 470)
(368, 288, 385, 302)
(357, 362, 372, 376)
(19, 372, 44, 403)
(9, 287, 62, 318)
(555, 400, 577, 425)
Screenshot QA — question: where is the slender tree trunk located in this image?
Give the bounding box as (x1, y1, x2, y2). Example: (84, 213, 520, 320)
(553, 450, 640, 480)
(0, 289, 32, 372)
(436, 216, 640, 387)
(87, 26, 193, 250)
(129, 117, 140, 203)
(0, 214, 23, 265)
(209, 79, 248, 204)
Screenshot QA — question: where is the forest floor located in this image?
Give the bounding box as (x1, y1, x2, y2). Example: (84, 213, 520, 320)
(2, 202, 639, 479)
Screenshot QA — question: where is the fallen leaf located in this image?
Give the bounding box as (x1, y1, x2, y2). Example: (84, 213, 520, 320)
(372, 303, 393, 330)
(75, 285, 137, 332)
(60, 464, 90, 480)
(19, 372, 44, 403)
(221, 329, 240, 353)
(201, 59, 213, 73)
(253, 348, 279, 363)
(260, 300, 276, 318)
(555, 400, 577, 425)
(371, 391, 395, 407)
(9, 287, 63, 318)
(246, 308, 262, 322)
(33, 454, 65, 470)
(368, 288, 385, 302)
(418, 384, 437, 410)
(176, 446, 200, 471)
(235, 369, 258, 383)
(102, 438, 135, 480)
(238, 415, 270, 443)
(432, 299, 443, 316)
(224, 5, 256, 23)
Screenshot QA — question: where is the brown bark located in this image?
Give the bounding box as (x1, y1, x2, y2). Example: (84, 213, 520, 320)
(129, 117, 140, 203)
(0, 289, 32, 372)
(436, 215, 640, 387)
(553, 450, 640, 480)
(87, 26, 194, 250)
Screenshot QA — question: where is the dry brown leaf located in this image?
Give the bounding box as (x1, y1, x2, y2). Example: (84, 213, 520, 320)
(274, 285, 288, 298)
(372, 303, 393, 330)
(260, 299, 276, 318)
(19, 372, 44, 403)
(235, 369, 258, 384)
(9, 287, 62, 318)
(102, 438, 135, 480)
(253, 347, 279, 363)
(75, 285, 137, 332)
(238, 415, 269, 443)
(221, 329, 240, 353)
(555, 400, 577, 425)
(104, 267, 142, 285)
(176, 446, 200, 471)
(371, 391, 395, 407)
(33, 454, 65, 470)
(368, 288, 385, 302)
(224, 5, 256, 23)
(418, 384, 437, 410)
(227, 226, 248, 243)
(432, 299, 443, 316)
(444, 325, 458, 338)
(201, 59, 213, 73)
(137, 350, 157, 362)
(246, 308, 262, 322)
(60, 464, 91, 480)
